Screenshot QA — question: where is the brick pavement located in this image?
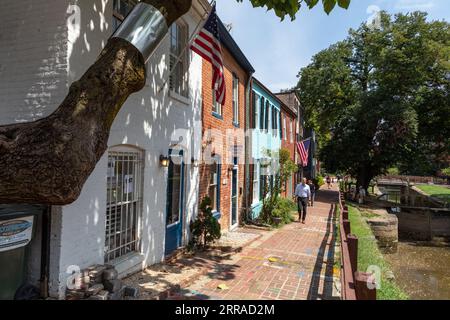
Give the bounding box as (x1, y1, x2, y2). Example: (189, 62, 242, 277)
(169, 186, 341, 300)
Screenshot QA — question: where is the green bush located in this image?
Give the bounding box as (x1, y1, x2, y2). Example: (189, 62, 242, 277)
(272, 197, 296, 225)
(190, 196, 221, 249)
(313, 175, 325, 190)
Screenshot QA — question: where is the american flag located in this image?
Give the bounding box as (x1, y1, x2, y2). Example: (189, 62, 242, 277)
(297, 138, 311, 167)
(190, 5, 226, 105)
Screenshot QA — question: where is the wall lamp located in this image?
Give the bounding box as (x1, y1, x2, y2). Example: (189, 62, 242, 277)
(159, 155, 170, 167)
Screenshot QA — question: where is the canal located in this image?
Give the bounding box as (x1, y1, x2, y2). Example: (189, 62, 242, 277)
(384, 242, 450, 300)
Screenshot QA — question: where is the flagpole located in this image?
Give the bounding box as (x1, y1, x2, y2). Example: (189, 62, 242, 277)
(157, 1, 215, 93)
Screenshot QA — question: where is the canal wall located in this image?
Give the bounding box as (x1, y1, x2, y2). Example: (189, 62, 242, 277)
(395, 207, 450, 241)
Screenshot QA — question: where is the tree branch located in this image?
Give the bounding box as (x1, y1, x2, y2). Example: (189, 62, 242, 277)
(0, 0, 192, 205)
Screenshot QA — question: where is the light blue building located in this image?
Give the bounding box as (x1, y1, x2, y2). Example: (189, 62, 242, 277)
(248, 78, 283, 219)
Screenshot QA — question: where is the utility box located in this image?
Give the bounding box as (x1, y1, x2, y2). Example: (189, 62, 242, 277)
(0, 204, 45, 300)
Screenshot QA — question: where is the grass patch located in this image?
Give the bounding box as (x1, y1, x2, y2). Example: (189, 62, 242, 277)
(347, 204, 409, 300)
(416, 184, 450, 203)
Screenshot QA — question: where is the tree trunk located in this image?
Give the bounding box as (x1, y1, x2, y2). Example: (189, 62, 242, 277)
(0, 0, 192, 205)
(356, 165, 372, 193)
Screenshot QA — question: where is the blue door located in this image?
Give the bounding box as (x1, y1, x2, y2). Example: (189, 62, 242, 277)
(165, 149, 185, 256)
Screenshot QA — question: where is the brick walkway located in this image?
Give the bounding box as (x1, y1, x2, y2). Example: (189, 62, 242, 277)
(170, 186, 341, 300)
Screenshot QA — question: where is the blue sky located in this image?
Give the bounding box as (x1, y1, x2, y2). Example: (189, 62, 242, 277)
(216, 0, 450, 92)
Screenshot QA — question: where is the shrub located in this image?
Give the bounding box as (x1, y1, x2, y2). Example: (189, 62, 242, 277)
(271, 197, 296, 226)
(190, 196, 221, 249)
(313, 175, 325, 190)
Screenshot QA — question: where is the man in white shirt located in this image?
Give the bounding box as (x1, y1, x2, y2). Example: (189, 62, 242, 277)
(295, 178, 311, 224)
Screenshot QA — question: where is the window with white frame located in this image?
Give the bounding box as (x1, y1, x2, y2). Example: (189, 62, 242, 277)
(113, 0, 136, 31)
(290, 120, 293, 143)
(212, 89, 222, 116)
(169, 21, 189, 98)
(252, 161, 259, 203)
(252, 92, 258, 129)
(283, 116, 287, 141)
(232, 74, 239, 125)
(105, 147, 144, 262)
(209, 158, 220, 212)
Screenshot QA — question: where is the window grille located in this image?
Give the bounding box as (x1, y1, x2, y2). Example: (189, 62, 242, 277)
(105, 149, 143, 262)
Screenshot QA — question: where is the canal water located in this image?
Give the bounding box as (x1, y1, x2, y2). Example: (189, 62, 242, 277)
(384, 242, 450, 300)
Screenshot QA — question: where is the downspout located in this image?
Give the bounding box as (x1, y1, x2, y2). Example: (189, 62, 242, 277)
(40, 205, 51, 299)
(244, 72, 254, 223)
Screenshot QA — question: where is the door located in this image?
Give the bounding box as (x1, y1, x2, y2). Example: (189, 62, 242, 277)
(230, 157, 239, 229)
(165, 149, 185, 256)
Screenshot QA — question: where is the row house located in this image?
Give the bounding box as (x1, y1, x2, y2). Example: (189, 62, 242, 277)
(0, 0, 210, 299)
(198, 19, 254, 232)
(278, 96, 298, 199)
(248, 78, 284, 219)
(0, 0, 309, 300)
(276, 90, 318, 181)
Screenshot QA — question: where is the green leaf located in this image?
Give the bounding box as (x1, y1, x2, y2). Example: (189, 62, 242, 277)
(337, 0, 350, 9)
(322, 0, 336, 14)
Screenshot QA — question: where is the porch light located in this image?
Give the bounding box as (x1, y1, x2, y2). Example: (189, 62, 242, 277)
(159, 155, 170, 167)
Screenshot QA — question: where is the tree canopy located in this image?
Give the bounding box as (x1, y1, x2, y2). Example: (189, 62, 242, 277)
(298, 11, 450, 189)
(238, 0, 351, 20)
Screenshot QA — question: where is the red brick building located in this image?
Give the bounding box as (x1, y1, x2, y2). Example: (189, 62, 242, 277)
(198, 20, 254, 232)
(276, 91, 302, 198)
(279, 98, 298, 198)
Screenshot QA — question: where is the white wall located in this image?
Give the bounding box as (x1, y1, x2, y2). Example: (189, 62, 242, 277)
(0, 0, 204, 299)
(55, 0, 204, 298)
(0, 0, 69, 124)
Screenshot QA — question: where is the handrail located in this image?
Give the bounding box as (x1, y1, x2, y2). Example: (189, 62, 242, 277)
(338, 189, 377, 300)
(337, 202, 356, 300)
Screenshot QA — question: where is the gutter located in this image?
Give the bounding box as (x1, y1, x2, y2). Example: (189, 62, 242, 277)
(244, 72, 254, 223)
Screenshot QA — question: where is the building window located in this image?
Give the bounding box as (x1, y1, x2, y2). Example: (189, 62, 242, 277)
(232, 74, 239, 125)
(260, 173, 267, 201)
(105, 147, 144, 262)
(212, 90, 222, 116)
(259, 97, 265, 130)
(252, 92, 258, 129)
(252, 161, 259, 203)
(283, 116, 287, 141)
(166, 151, 185, 225)
(209, 158, 220, 212)
(265, 101, 270, 133)
(279, 112, 283, 137)
(113, 0, 136, 31)
(169, 21, 189, 98)
(280, 114, 283, 139)
(290, 120, 294, 143)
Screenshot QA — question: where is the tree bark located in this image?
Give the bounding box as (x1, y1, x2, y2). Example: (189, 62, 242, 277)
(0, 0, 192, 205)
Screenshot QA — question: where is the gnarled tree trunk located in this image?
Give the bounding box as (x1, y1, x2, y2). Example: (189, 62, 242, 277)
(0, 0, 192, 205)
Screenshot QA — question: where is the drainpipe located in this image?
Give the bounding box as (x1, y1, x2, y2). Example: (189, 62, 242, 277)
(244, 72, 254, 223)
(40, 205, 51, 299)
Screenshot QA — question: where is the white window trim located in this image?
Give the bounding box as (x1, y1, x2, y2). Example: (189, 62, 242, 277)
(232, 74, 239, 125)
(169, 20, 190, 99)
(252, 161, 260, 204)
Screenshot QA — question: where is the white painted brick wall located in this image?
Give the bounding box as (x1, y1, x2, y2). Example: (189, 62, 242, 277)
(0, 0, 204, 299)
(0, 0, 69, 124)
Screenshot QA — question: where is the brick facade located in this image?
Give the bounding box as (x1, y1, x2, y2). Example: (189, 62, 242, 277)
(280, 106, 297, 199)
(199, 45, 249, 232)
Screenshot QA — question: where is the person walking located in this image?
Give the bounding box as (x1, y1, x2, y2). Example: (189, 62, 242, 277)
(308, 179, 316, 207)
(295, 178, 311, 224)
(326, 175, 332, 189)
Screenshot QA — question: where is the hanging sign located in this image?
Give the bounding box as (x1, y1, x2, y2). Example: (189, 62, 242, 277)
(0, 216, 34, 252)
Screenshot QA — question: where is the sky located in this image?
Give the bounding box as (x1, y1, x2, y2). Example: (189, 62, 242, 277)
(215, 0, 450, 93)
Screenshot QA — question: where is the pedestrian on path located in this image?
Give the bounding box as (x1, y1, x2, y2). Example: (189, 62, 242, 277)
(326, 175, 332, 189)
(308, 179, 316, 207)
(295, 178, 311, 224)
